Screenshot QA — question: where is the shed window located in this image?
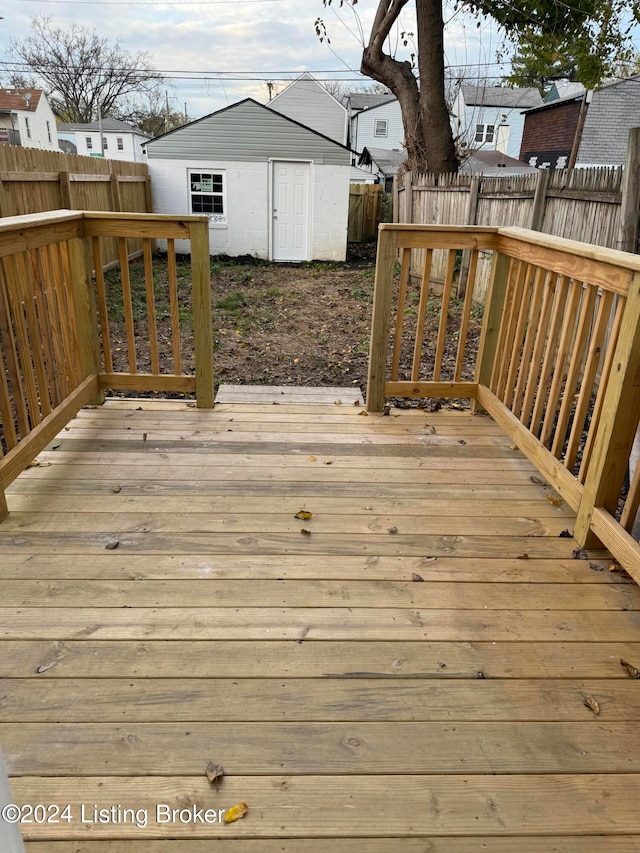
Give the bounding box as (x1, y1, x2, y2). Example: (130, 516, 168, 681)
(86, 136, 93, 149)
(117, 137, 124, 150)
(189, 171, 226, 223)
(374, 119, 388, 137)
(24, 117, 31, 139)
(46, 121, 52, 143)
(475, 123, 495, 143)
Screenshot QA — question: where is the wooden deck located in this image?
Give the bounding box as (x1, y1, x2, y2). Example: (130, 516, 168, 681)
(2, 398, 640, 849)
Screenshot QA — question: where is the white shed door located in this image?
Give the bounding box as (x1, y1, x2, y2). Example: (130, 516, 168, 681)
(272, 162, 310, 261)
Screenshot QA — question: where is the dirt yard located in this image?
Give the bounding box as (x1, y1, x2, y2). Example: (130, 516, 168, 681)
(103, 245, 483, 403)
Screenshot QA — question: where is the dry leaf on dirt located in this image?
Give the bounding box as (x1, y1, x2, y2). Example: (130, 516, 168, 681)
(205, 761, 224, 785)
(223, 802, 248, 823)
(583, 695, 600, 716)
(620, 659, 640, 678)
(295, 510, 313, 520)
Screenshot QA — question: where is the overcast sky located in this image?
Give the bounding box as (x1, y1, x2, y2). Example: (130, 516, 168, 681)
(0, 0, 510, 119)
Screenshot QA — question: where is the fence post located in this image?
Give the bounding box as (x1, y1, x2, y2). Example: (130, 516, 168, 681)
(458, 175, 481, 298)
(617, 128, 640, 254)
(404, 170, 413, 224)
(574, 270, 640, 547)
(109, 170, 122, 213)
(67, 233, 105, 405)
(59, 170, 72, 209)
(472, 250, 511, 411)
(530, 168, 550, 232)
(190, 220, 214, 408)
(367, 226, 398, 411)
(0, 175, 17, 217)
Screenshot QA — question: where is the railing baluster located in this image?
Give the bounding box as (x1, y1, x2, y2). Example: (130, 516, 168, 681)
(30, 249, 60, 409)
(0, 319, 18, 449)
(390, 247, 410, 381)
(492, 259, 527, 399)
(564, 289, 614, 471)
(56, 243, 83, 388)
(143, 239, 160, 375)
(512, 266, 546, 419)
(551, 283, 597, 459)
(411, 248, 433, 381)
(454, 249, 478, 382)
(41, 245, 71, 399)
(15, 251, 51, 419)
(433, 250, 456, 382)
(503, 263, 536, 410)
(167, 238, 182, 375)
(621, 459, 640, 533)
(520, 270, 555, 429)
(190, 221, 214, 408)
(93, 236, 113, 373)
(475, 250, 511, 396)
(118, 236, 137, 373)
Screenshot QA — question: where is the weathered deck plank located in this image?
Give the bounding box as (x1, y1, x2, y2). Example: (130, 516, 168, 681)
(2, 400, 640, 848)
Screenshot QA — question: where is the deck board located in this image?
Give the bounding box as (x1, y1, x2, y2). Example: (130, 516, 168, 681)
(2, 399, 640, 846)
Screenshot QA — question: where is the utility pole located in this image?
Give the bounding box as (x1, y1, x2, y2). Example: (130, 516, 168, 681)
(165, 90, 170, 133)
(98, 102, 106, 157)
(267, 81, 274, 102)
(184, 102, 188, 124)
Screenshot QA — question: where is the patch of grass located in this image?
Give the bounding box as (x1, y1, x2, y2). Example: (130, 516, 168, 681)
(215, 291, 247, 313)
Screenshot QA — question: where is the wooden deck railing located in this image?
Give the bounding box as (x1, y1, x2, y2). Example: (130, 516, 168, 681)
(0, 209, 212, 520)
(368, 223, 640, 578)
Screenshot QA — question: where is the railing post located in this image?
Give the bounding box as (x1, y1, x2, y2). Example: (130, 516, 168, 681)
(367, 226, 398, 411)
(0, 464, 8, 522)
(472, 250, 511, 411)
(190, 220, 214, 408)
(67, 233, 105, 405)
(574, 270, 640, 547)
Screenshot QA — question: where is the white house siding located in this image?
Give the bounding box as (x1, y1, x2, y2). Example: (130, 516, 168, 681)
(16, 99, 58, 151)
(269, 75, 347, 145)
(61, 130, 147, 162)
(350, 101, 404, 153)
(148, 158, 350, 262)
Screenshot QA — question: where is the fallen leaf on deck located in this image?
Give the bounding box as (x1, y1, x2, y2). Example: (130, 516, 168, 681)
(358, 410, 368, 416)
(36, 660, 58, 674)
(419, 556, 438, 565)
(457, 439, 467, 445)
(223, 802, 248, 824)
(412, 573, 425, 582)
(477, 671, 486, 679)
(383, 405, 391, 416)
(509, 444, 517, 451)
(307, 456, 317, 462)
(334, 400, 342, 406)
(362, 505, 372, 511)
(559, 529, 572, 538)
(205, 761, 224, 785)
(530, 476, 547, 487)
(353, 400, 360, 407)
(516, 553, 529, 560)
(572, 548, 588, 560)
(105, 540, 120, 550)
(620, 659, 640, 678)
(295, 510, 313, 520)
(111, 485, 122, 494)
(300, 528, 311, 536)
(583, 695, 600, 716)
(388, 525, 398, 534)
(425, 425, 436, 435)
(608, 562, 623, 573)
(324, 460, 333, 465)
(546, 495, 562, 506)
(589, 562, 605, 572)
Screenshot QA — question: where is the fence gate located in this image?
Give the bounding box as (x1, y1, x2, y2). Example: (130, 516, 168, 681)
(348, 183, 382, 242)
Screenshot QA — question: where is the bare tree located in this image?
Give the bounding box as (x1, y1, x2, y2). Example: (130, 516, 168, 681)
(9, 16, 163, 123)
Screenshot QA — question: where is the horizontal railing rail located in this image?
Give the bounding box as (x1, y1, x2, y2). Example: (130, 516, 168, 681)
(0, 209, 212, 520)
(367, 223, 640, 578)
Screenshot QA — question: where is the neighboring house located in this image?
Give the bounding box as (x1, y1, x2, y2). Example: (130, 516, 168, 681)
(268, 72, 348, 145)
(0, 88, 58, 150)
(349, 165, 377, 184)
(347, 93, 403, 155)
(544, 81, 585, 103)
(452, 84, 543, 161)
(520, 75, 640, 169)
(358, 146, 407, 191)
(460, 149, 537, 175)
(57, 118, 149, 162)
(519, 92, 584, 169)
(145, 98, 351, 262)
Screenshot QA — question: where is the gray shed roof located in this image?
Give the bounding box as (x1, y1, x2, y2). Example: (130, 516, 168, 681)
(358, 146, 406, 174)
(348, 93, 397, 112)
(57, 118, 147, 134)
(461, 85, 543, 109)
(145, 98, 351, 166)
(461, 149, 537, 175)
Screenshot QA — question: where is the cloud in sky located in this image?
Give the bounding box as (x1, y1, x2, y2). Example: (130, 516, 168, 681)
(0, 0, 507, 118)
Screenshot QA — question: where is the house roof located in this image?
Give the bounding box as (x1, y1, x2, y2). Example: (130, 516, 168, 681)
(461, 84, 543, 109)
(270, 72, 347, 112)
(57, 118, 148, 135)
(358, 146, 406, 174)
(348, 93, 396, 112)
(522, 92, 585, 115)
(460, 149, 537, 175)
(545, 81, 586, 103)
(0, 88, 43, 111)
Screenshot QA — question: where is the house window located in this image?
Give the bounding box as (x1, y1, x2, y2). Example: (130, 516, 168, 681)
(475, 123, 495, 143)
(117, 137, 124, 150)
(374, 119, 388, 137)
(86, 137, 93, 149)
(46, 121, 52, 143)
(24, 117, 31, 139)
(102, 137, 108, 149)
(189, 171, 226, 223)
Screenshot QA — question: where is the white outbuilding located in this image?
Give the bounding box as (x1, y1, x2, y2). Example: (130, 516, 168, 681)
(145, 98, 352, 262)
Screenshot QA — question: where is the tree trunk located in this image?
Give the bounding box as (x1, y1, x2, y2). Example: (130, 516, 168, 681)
(360, 0, 458, 174)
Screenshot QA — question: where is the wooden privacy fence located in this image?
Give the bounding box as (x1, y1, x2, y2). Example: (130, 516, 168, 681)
(0, 209, 212, 521)
(0, 146, 151, 268)
(348, 183, 382, 242)
(368, 223, 640, 578)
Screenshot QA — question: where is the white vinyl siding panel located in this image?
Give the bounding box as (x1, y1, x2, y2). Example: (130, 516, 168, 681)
(147, 100, 349, 166)
(350, 100, 404, 153)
